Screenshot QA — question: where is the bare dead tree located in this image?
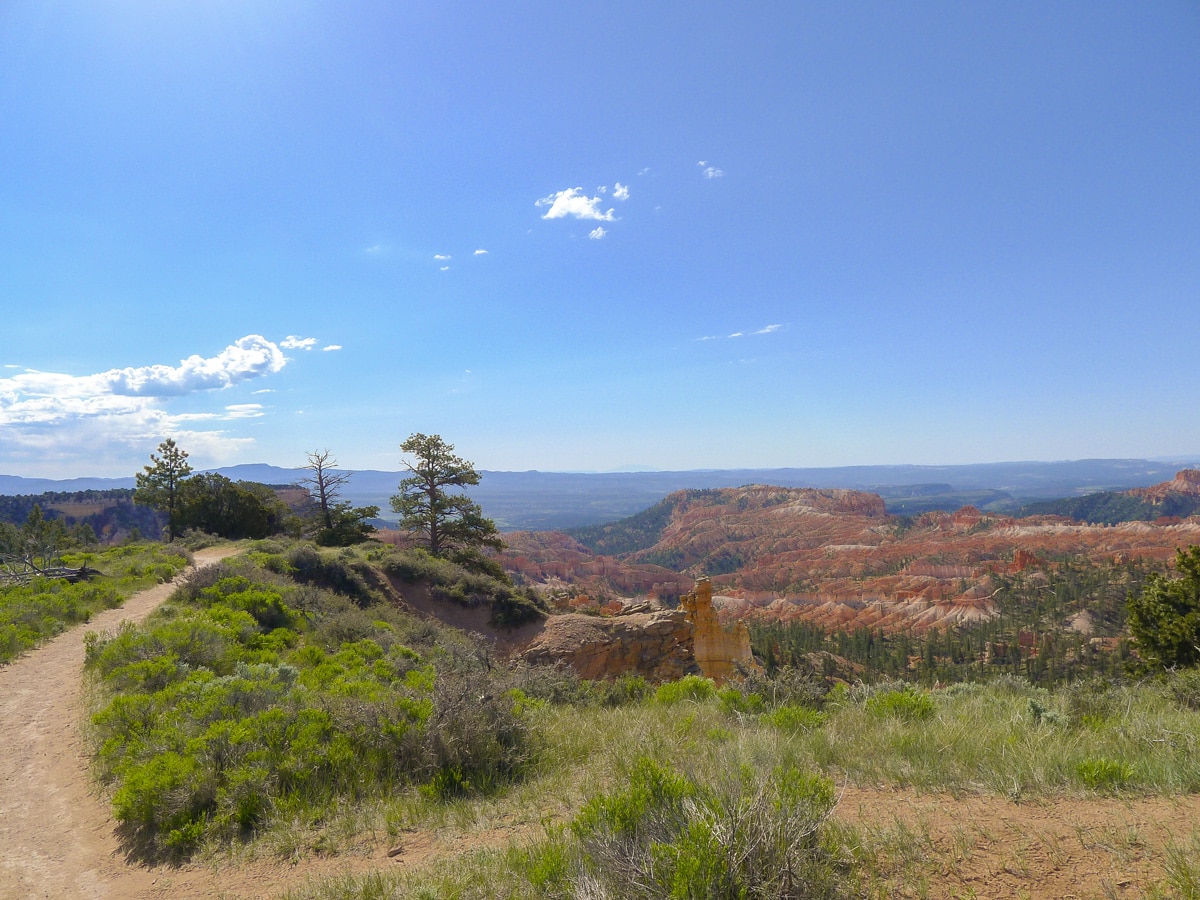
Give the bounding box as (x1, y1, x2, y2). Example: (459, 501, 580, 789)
(298, 449, 354, 530)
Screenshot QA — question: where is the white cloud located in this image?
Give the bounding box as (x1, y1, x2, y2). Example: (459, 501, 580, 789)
(638, 167, 651, 176)
(365, 244, 383, 254)
(322, 344, 343, 352)
(613, 182, 630, 201)
(537, 187, 616, 222)
(102, 335, 286, 396)
(589, 227, 607, 240)
(434, 254, 452, 261)
(224, 404, 264, 419)
(440, 266, 450, 271)
(281, 335, 318, 351)
(0, 335, 293, 473)
(698, 324, 785, 342)
(474, 249, 488, 255)
(703, 166, 724, 179)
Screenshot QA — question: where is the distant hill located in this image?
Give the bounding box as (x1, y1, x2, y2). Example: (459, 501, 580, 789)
(1019, 469, 1200, 524)
(0, 489, 165, 543)
(3, 457, 1198, 532)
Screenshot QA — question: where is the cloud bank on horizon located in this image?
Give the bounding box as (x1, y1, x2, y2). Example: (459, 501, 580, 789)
(0, 336, 319, 474)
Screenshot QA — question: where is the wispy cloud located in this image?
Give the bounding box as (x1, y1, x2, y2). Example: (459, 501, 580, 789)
(474, 249, 488, 255)
(698, 161, 725, 178)
(224, 404, 264, 419)
(697, 324, 785, 342)
(434, 253, 451, 261)
(281, 335, 318, 351)
(589, 227, 607, 240)
(440, 266, 450, 272)
(613, 182, 630, 201)
(537, 187, 616, 222)
(322, 344, 343, 352)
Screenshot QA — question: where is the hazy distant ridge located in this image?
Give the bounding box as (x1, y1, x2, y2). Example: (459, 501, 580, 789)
(4, 458, 1198, 532)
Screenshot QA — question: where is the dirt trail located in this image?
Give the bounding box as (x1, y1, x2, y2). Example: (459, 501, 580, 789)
(0, 547, 337, 900)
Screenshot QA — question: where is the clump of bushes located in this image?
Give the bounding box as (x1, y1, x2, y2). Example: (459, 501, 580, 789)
(864, 684, 937, 721)
(85, 559, 534, 860)
(515, 755, 850, 899)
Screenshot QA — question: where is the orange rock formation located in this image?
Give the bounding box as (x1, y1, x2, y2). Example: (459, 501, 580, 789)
(680, 576, 758, 683)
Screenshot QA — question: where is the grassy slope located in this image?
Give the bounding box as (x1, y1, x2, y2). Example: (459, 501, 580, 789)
(0, 543, 191, 664)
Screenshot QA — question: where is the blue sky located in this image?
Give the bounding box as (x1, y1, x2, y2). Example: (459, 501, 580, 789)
(2, 1, 1197, 479)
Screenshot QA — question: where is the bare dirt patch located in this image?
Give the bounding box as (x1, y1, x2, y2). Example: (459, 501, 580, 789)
(837, 784, 1200, 898)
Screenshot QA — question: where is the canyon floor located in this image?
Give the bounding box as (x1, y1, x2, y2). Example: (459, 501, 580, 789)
(2, 548, 1198, 899)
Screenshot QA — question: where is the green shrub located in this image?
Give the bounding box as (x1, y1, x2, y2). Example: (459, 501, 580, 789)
(1166, 668, 1200, 711)
(85, 557, 535, 860)
(549, 756, 846, 899)
(0, 545, 188, 663)
(654, 675, 717, 705)
(285, 544, 378, 606)
(865, 686, 936, 721)
(716, 685, 766, 714)
(1076, 756, 1134, 791)
(766, 704, 829, 732)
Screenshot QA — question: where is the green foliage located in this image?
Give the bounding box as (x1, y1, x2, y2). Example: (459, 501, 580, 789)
(566, 495, 679, 556)
(0, 489, 164, 547)
(0, 544, 188, 664)
(381, 546, 546, 628)
(1128, 546, 1200, 669)
(85, 553, 533, 860)
(133, 439, 193, 542)
(765, 704, 829, 732)
(554, 756, 845, 899)
(314, 502, 379, 546)
(285, 543, 381, 606)
(1075, 756, 1134, 791)
(176, 473, 293, 540)
(653, 674, 716, 705)
(389, 433, 502, 558)
(865, 685, 936, 720)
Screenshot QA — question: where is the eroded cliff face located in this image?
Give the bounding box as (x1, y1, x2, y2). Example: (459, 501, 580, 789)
(1129, 469, 1200, 502)
(502, 530, 692, 600)
(502, 484, 1200, 637)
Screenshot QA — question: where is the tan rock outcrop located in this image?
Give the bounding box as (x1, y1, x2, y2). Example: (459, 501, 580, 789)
(680, 576, 759, 683)
(520, 608, 700, 681)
